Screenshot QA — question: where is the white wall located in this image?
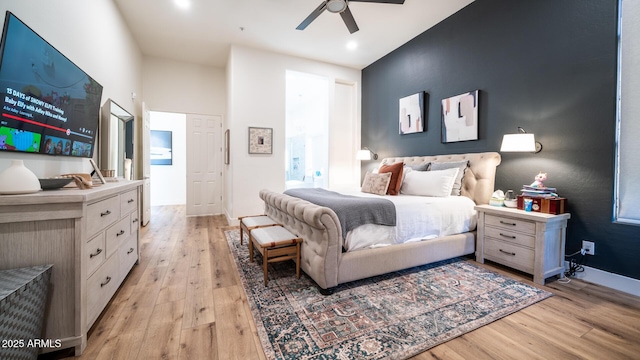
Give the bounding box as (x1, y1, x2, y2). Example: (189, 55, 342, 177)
(142, 56, 226, 116)
(0, 1, 142, 178)
(150, 111, 186, 206)
(225, 45, 361, 221)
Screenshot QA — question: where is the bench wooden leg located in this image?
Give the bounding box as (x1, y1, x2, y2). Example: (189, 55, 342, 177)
(249, 238, 254, 263)
(263, 248, 269, 286)
(296, 242, 301, 279)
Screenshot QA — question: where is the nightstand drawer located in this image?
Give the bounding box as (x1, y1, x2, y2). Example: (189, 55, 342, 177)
(484, 238, 534, 273)
(485, 227, 535, 248)
(486, 214, 535, 234)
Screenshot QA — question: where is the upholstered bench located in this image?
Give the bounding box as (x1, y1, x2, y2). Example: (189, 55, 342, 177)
(249, 225, 303, 286)
(238, 215, 279, 245)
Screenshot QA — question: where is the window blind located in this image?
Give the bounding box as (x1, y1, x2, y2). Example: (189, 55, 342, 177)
(615, 0, 640, 224)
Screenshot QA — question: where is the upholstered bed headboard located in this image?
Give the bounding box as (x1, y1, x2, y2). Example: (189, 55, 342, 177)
(379, 152, 501, 205)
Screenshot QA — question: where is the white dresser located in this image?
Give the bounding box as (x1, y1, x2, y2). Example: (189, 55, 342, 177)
(0, 181, 142, 355)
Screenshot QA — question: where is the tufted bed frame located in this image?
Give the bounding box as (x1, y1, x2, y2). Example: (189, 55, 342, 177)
(259, 152, 501, 292)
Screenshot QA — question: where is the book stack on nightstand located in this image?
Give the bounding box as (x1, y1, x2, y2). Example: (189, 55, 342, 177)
(475, 205, 571, 285)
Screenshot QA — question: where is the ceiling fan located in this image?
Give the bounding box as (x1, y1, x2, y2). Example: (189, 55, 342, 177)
(296, 0, 406, 34)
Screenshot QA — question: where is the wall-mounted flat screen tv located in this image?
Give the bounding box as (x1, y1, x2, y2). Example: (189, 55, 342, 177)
(0, 11, 103, 158)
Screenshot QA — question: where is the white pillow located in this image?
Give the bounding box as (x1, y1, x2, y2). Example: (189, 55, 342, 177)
(400, 168, 459, 197)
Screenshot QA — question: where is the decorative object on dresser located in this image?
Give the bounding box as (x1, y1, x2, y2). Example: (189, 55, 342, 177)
(475, 204, 571, 285)
(0, 160, 41, 194)
(226, 229, 551, 360)
(399, 91, 425, 134)
(0, 181, 142, 355)
(441, 90, 479, 143)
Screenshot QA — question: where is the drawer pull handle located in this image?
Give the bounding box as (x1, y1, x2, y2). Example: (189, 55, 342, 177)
(101, 210, 111, 217)
(499, 220, 516, 226)
(117, 230, 125, 236)
(132, 218, 139, 223)
(127, 248, 135, 254)
(128, 199, 134, 203)
(100, 276, 112, 287)
(89, 248, 103, 258)
(499, 233, 516, 239)
(499, 249, 516, 256)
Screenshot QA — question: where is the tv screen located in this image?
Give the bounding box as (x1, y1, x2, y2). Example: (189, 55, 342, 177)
(0, 11, 103, 158)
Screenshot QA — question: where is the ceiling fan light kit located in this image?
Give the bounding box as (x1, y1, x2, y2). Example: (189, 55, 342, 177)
(297, 0, 405, 34)
(327, 0, 348, 13)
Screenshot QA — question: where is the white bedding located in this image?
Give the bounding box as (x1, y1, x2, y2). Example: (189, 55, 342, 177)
(338, 190, 477, 252)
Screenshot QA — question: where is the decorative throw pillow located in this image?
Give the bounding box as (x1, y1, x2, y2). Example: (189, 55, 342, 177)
(361, 172, 392, 195)
(378, 161, 404, 195)
(400, 168, 460, 197)
(430, 160, 469, 196)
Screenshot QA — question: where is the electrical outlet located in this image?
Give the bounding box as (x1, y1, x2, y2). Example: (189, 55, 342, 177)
(582, 240, 595, 255)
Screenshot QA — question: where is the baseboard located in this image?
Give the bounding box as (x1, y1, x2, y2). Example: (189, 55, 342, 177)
(565, 261, 640, 297)
(225, 209, 239, 226)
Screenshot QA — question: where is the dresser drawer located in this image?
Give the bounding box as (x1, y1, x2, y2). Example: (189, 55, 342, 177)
(485, 227, 535, 248)
(86, 196, 120, 238)
(120, 189, 138, 216)
(130, 210, 140, 234)
(86, 254, 119, 327)
(484, 238, 534, 273)
(119, 235, 138, 282)
(86, 233, 106, 276)
(105, 217, 130, 258)
(485, 214, 535, 235)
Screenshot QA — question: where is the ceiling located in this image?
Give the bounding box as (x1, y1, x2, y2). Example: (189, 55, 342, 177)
(113, 0, 473, 70)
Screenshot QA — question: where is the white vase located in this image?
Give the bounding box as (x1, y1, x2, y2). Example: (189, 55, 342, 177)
(0, 160, 42, 195)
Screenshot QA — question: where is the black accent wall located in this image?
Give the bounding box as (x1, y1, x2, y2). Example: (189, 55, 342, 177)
(361, 0, 640, 280)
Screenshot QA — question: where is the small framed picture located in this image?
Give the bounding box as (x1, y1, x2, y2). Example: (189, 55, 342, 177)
(248, 127, 273, 154)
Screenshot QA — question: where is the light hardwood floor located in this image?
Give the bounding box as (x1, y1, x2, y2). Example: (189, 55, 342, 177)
(47, 205, 640, 360)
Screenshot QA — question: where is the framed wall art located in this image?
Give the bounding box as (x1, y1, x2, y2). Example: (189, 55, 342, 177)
(248, 127, 273, 154)
(441, 90, 479, 143)
(399, 92, 425, 134)
(150, 130, 173, 165)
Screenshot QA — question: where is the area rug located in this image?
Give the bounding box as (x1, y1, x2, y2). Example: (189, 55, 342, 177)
(225, 230, 551, 360)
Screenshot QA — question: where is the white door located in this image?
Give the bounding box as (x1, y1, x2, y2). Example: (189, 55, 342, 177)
(141, 102, 151, 226)
(186, 114, 222, 216)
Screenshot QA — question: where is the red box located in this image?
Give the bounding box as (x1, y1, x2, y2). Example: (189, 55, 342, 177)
(517, 195, 567, 214)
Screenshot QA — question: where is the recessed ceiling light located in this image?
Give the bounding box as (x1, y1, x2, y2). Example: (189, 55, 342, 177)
(346, 41, 358, 50)
(174, 0, 191, 10)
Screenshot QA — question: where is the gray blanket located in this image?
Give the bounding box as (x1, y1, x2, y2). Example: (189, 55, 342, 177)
(283, 188, 396, 238)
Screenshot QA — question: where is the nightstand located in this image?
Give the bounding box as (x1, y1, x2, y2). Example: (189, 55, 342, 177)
(475, 205, 571, 285)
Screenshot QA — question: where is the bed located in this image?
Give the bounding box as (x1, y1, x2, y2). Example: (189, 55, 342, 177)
(259, 152, 501, 293)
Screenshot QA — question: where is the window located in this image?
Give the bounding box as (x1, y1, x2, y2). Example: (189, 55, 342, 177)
(285, 71, 329, 189)
(614, 0, 640, 224)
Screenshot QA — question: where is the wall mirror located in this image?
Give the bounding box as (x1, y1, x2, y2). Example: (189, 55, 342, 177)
(100, 99, 134, 179)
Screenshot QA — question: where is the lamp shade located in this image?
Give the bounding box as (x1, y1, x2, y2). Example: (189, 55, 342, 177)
(500, 133, 536, 152)
(356, 149, 371, 160)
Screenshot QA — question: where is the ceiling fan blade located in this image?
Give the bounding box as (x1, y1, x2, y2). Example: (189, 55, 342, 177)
(296, 1, 328, 30)
(349, 0, 405, 4)
(340, 6, 359, 34)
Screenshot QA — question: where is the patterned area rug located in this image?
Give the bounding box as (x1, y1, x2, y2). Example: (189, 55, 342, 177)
(225, 230, 551, 360)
